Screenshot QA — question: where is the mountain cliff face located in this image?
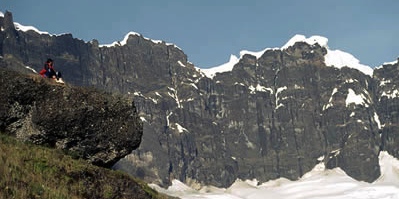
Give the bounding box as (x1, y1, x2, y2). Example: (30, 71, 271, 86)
(1, 11, 399, 188)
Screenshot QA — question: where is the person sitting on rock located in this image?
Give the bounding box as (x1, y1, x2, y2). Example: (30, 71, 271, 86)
(40, 58, 64, 83)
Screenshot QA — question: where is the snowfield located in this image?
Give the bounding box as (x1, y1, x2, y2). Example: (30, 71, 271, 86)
(150, 151, 399, 199)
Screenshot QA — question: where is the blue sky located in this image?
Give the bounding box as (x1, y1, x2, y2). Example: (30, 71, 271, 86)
(1, 0, 399, 68)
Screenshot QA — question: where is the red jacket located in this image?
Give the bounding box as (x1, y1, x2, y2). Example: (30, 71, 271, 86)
(39, 63, 55, 77)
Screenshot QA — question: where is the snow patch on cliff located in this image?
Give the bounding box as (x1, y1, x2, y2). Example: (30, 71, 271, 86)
(200, 55, 239, 78)
(345, 89, 369, 107)
(325, 49, 373, 76)
(14, 22, 49, 35)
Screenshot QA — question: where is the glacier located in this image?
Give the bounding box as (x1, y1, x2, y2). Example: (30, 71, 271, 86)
(150, 151, 399, 199)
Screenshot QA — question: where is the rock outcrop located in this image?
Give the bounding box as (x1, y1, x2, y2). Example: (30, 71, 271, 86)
(1, 11, 399, 188)
(0, 68, 143, 167)
(374, 61, 399, 157)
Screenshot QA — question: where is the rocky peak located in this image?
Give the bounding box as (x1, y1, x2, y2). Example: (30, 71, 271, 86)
(1, 11, 15, 31)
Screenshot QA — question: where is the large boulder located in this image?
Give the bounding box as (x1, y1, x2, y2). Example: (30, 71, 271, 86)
(0, 68, 143, 167)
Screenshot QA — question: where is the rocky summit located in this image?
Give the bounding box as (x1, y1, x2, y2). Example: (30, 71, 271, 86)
(1, 11, 399, 188)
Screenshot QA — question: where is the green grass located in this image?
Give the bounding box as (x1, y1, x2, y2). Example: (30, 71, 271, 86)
(0, 133, 170, 199)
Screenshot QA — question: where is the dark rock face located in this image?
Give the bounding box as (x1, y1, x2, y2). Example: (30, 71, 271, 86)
(0, 69, 143, 167)
(1, 11, 398, 188)
(374, 59, 399, 158)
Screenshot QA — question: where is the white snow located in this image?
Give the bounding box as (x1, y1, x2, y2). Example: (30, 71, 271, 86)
(14, 22, 49, 35)
(275, 86, 287, 110)
(140, 116, 147, 122)
(148, 97, 158, 104)
(323, 88, 338, 111)
(282, 34, 373, 76)
(377, 151, 399, 186)
(377, 59, 399, 68)
(276, 86, 287, 95)
(374, 112, 382, 129)
(379, 79, 391, 86)
(381, 90, 399, 99)
(281, 34, 328, 49)
(189, 83, 198, 90)
(325, 49, 373, 76)
(133, 91, 143, 96)
(239, 48, 275, 60)
(166, 112, 173, 127)
(200, 55, 239, 78)
(168, 87, 182, 108)
(119, 31, 140, 46)
(8, 14, 181, 50)
(175, 123, 188, 134)
(200, 34, 373, 79)
(345, 79, 358, 83)
(384, 59, 398, 65)
(178, 61, 186, 67)
(248, 84, 273, 94)
(234, 82, 246, 87)
(25, 65, 38, 73)
(294, 84, 304, 89)
(99, 31, 179, 48)
(0, 11, 4, 17)
(150, 151, 399, 199)
(199, 47, 279, 79)
(99, 31, 140, 47)
(345, 89, 369, 107)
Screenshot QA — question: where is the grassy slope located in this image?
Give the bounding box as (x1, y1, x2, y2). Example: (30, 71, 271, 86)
(0, 133, 171, 199)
